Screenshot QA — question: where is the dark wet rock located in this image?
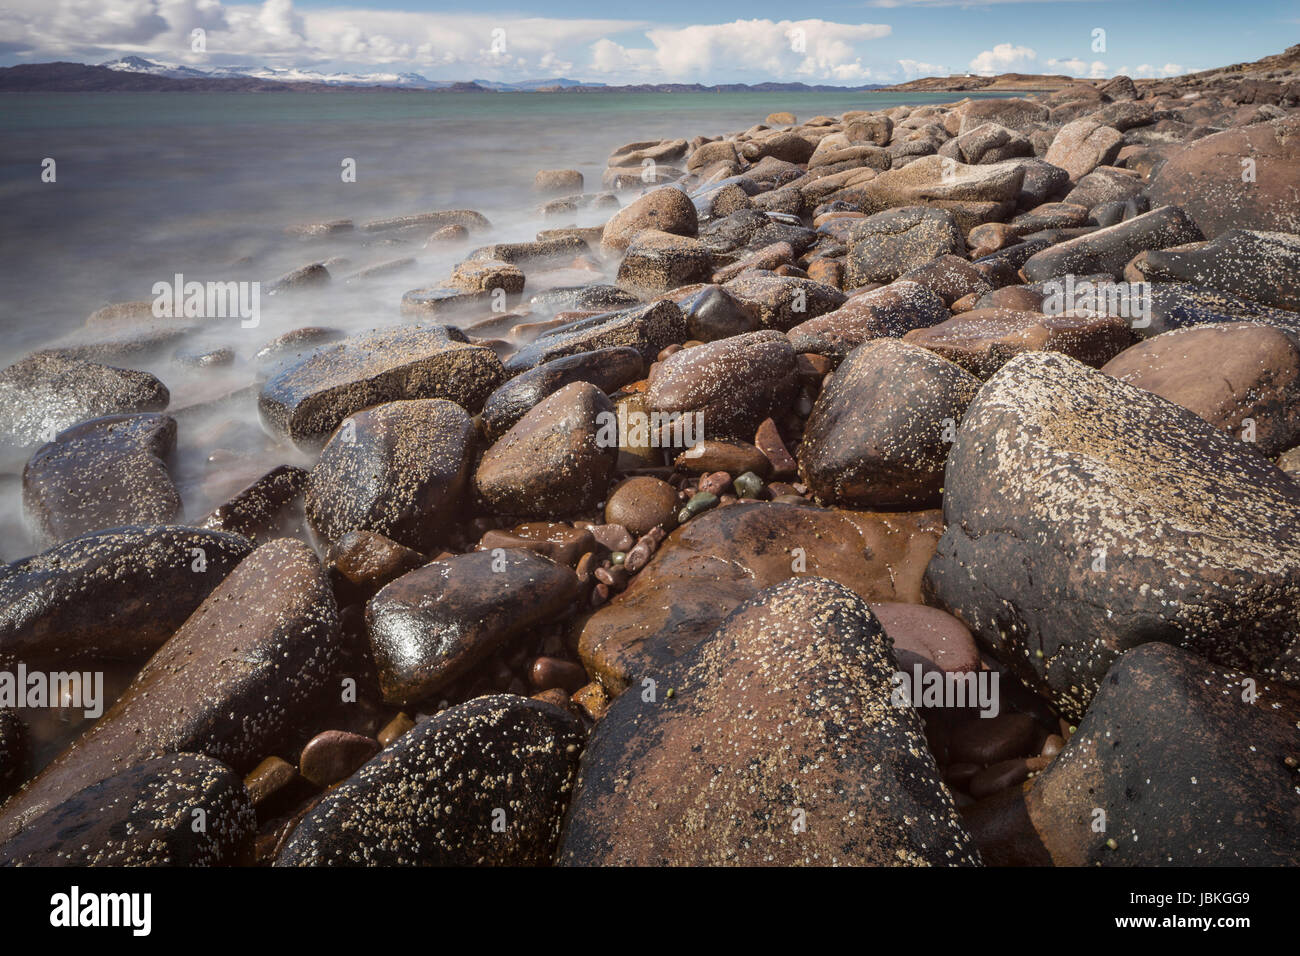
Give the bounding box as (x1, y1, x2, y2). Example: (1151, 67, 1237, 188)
(1020, 205, 1203, 281)
(902, 308, 1132, 378)
(1006, 644, 1300, 866)
(0, 525, 252, 668)
(786, 281, 950, 363)
(616, 230, 713, 297)
(480, 522, 594, 569)
(0, 753, 255, 867)
(1131, 229, 1300, 313)
(200, 464, 307, 543)
(845, 207, 965, 286)
(367, 549, 579, 706)
(924, 350, 1300, 720)
(0, 538, 341, 844)
(673, 284, 759, 341)
(258, 325, 504, 448)
(1149, 115, 1300, 238)
(0, 354, 168, 454)
(305, 399, 477, 553)
(559, 577, 980, 866)
(722, 273, 846, 332)
(672, 439, 771, 477)
(298, 730, 380, 787)
(505, 301, 686, 374)
(0, 710, 22, 792)
(482, 347, 643, 441)
(646, 331, 797, 440)
(475, 382, 618, 518)
(23, 413, 181, 545)
(1101, 323, 1300, 457)
(276, 695, 584, 866)
(528, 285, 639, 313)
(578, 501, 943, 691)
(325, 530, 426, 605)
(800, 340, 980, 509)
(601, 186, 698, 253)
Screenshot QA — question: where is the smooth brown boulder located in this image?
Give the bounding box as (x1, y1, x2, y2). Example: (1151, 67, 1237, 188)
(616, 230, 712, 296)
(646, 330, 797, 441)
(786, 280, 950, 362)
(722, 273, 846, 332)
(902, 308, 1132, 378)
(604, 477, 679, 536)
(844, 206, 965, 287)
(1149, 114, 1300, 238)
(305, 399, 477, 553)
(366, 549, 579, 706)
(602, 186, 698, 253)
(800, 340, 981, 509)
(1102, 323, 1300, 457)
(559, 577, 980, 866)
(475, 382, 618, 518)
(577, 501, 944, 691)
(1044, 120, 1124, 181)
(298, 730, 381, 787)
(0, 538, 342, 845)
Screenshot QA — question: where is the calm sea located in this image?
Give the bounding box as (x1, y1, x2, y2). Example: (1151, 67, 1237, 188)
(0, 89, 1007, 555)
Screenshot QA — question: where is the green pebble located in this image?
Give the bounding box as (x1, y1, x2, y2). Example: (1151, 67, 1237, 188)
(610, 551, 626, 566)
(676, 507, 692, 524)
(684, 491, 719, 517)
(734, 471, 764, 499)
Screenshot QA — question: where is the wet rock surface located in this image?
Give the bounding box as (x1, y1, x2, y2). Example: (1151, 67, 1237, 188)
(276, 695, 584, 866)
(559, 578, 980, 866)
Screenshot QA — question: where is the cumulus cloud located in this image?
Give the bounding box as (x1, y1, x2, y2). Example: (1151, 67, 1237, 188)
(968, 43, 1037, 75)
(1045, 57, 1108, 78)
(897, 58, 947, 79)
(1127, 62, 1189, 78)
(591, 19, 891, 83)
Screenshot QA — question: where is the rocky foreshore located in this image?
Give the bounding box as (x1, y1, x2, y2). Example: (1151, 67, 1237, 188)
(2, 60, 1300, 867)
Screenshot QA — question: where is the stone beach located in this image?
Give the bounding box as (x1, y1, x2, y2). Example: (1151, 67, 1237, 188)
(3, 51, 1300, 867)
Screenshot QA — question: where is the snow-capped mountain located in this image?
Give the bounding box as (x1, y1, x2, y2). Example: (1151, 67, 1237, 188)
(99, 57, 607, 91)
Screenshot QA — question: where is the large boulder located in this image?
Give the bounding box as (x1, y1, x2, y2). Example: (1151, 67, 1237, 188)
(645, 331, 797, 440)
(1148, 114, 1300, 238)
(481, 347, 644, 440)
(276, 695, 584, 866)
(970, 644, 1300, 866)
(925, 351, 1300, 720)
(1131, 229, 1300, 313)
(0, 539, 342, 844)
(786, 281, 950, 362)
(1043, 120, 1125, 181)
(721, 273, 846, 331)
(258, 325, 504, 447)
(847, 156, 1026, 231)
(1102, 323, 1300, 457)
(1020, 205, 1204, 281)
(475, 382, 618, 518)
(559, 577, 980, 866)
(505, 301, 686, 375)
(0, 753, 255, 866)
(22, 413, 181, 545)
(616, 230, 713, 296)
(367, 550, 580, 706)
(0, 525, 252, 668)
(844, 207, 965, 287)
(800, 340, 981, 509)
(0, 353, 168, 457)
(601, 186, 698, 252)
(305, 399, 477, 553)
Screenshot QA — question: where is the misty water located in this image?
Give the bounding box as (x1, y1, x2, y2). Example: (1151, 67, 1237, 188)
(0, 89, 1003, 559)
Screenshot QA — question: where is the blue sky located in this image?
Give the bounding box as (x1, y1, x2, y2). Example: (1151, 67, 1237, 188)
(1, 0, 1296, 84)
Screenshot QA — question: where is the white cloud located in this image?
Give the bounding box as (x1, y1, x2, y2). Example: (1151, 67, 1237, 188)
(968, 43, 1037, 75)
(897, 57, 947, 79)
(1128, 62, 1188, 77)
(1045, 57, 1107, 78)
(588, 19, 890, 83)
